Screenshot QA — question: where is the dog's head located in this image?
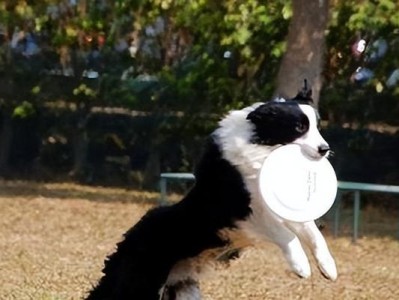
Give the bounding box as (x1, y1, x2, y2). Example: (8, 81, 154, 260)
(246, 87, 329, 160)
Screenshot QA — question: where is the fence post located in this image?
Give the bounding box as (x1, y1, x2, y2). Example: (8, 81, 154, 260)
(333, 191, 342, 238)
(353, 190, 361, 243)
(159, 177, 167, 205)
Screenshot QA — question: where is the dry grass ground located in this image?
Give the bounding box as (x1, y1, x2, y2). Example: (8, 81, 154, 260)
(0, 180, 398, 300)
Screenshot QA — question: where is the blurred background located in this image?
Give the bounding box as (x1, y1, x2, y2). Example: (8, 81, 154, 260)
(0, 0, 399, 194)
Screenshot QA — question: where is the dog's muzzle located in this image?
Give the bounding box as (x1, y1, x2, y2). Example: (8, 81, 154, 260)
(318, 144, 330, 156)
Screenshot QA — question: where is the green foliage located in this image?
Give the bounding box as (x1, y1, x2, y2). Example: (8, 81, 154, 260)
(3, 0, 399, 182)
(12, 101, 35, 119)
(134, 0, 289, 114)
(323, 0, 399, 125)
(0, 0, 290, 116)
(1, 1, 399, 119)
(73, 84, 97, 99)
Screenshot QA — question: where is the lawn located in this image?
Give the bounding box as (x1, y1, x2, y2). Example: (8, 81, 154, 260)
(0, 180, 398, 300)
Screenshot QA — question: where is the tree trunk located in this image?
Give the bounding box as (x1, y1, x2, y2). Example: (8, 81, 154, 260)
(275, 0, 330, 106)
(78, 0, 87, 17)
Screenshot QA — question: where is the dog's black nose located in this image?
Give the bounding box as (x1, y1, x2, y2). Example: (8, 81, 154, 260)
(318, 144, 330, 156)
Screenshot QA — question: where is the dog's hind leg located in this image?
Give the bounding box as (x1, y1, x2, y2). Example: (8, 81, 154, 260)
(160, 279, 201, 300)
(161, 259, 203, 300)
(286, 221, 337, 281)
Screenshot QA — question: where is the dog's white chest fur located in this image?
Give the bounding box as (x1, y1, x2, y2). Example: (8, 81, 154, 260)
(216, 103, 277, 179)
(87, 100, 337, 300)
(214, 103, 337, 280)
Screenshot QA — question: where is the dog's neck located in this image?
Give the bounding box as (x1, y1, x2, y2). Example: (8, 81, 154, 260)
(214, 105, 278, 179)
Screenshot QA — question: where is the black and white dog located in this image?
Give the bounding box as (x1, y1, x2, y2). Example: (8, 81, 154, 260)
(86, 88, 337, 300)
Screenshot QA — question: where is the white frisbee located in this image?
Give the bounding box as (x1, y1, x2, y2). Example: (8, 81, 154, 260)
(259, 144, 337, 222)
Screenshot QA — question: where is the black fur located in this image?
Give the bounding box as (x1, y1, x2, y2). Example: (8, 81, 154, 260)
(291, 79, 313, 103)
(86, 99, 312, 300)
(86, 137, 252, 299)
(247, 101, 310, 145)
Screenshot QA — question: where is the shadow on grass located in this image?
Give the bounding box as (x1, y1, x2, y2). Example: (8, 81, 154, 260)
(3, 181, 397, 240)
(0, 179, 161, 205)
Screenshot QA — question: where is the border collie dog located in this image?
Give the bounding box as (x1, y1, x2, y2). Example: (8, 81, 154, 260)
(86, 89, 337, 300)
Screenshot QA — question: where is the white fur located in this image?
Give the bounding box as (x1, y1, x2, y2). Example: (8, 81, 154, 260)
(163, 103, 337, 299)
(294, 105, 330, 160)
(160, 281, 201, 300)
(216, 103, 337, 280)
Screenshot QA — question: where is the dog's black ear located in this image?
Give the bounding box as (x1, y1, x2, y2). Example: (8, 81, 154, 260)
(291, 79, 313, 103)
(246, 102, 278, 124)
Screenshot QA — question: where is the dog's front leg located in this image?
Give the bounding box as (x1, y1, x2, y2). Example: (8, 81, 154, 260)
(286, 221, 338, 281)
(240, 212, 311, 278)
(277, 233, 312, 279)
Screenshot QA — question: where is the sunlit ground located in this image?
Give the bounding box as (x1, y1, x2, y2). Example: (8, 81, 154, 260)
(0, 180, 398, 300)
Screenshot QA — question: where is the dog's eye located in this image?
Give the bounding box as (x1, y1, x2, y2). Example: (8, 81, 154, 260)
(296, 114, 310, 133)
(295, 122, 307, 133)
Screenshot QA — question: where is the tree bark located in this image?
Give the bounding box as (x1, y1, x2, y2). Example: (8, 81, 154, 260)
(78, 0, 87, 17)
(275, 0, 330, 106)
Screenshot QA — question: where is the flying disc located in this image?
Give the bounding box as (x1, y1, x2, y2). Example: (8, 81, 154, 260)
(258, 144, 337, 222)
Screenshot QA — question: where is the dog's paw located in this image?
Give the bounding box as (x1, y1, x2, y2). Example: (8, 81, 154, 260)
(317, 255, 338, 281)
(161, 279, 202, 300)
(284, 250, 311, 278)
(290, 260, 312, 279)
(280, 237, 312, 279)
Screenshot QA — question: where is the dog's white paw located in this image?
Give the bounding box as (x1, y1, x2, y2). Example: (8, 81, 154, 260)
(317, 255, 338, 281)
(281, 237, 312, 278)
(290, 260, 312, 278)
(160, 279, 202, 300)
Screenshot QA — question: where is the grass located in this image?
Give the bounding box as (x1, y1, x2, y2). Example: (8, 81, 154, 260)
(0, 180, 398, 299)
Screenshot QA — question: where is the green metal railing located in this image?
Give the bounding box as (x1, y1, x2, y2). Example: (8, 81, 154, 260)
(159, 173, 399, 242)
(334, 181, 399, 242)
